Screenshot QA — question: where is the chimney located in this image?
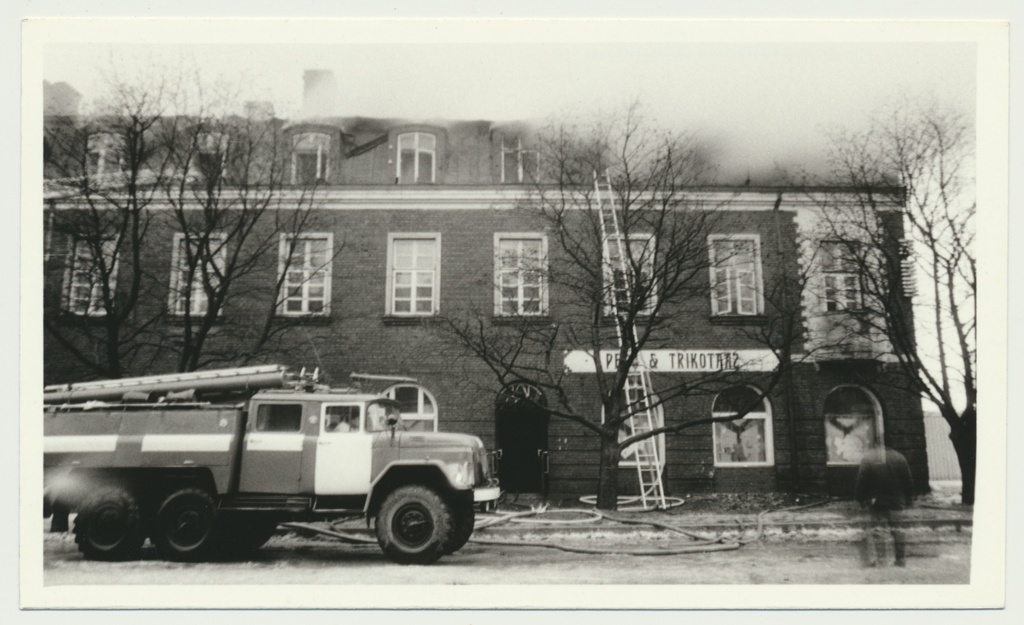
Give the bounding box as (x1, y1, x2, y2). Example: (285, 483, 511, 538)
(302, 69, 338, 119)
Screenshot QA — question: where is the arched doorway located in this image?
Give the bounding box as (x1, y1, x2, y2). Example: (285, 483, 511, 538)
(495, 382, 549, 495)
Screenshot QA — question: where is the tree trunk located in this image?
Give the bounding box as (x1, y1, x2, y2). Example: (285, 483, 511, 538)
(948, 406, 976, 506)
(104, 317, 123, 379)
(595, 431, 621, 510)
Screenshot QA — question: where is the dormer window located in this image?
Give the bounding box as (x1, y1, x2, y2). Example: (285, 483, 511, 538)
(397, 132, 435, 184)
(292, 132, 330, 185)
(197, 132, 228, 185)
(87, 133, 121, 178)
(501, 137, 539, 184)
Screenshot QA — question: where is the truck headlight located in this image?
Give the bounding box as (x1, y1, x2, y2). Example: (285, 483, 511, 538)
(445, 460, 474, 488)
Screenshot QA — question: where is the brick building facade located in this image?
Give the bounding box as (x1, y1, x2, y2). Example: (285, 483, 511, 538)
(42, 93, 930, 498)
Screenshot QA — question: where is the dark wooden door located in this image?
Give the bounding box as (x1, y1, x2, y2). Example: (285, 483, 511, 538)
(495, 383, 549, 494)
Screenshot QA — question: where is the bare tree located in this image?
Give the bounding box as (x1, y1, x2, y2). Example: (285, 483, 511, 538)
(44, 68, 342, 380)
(43, 69, 179, 379)
(155, 82, 339, 372)
(814, 102, 976, 504)
(436, 107, 809, 509)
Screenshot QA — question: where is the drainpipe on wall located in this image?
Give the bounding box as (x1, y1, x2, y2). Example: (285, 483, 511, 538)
(772, 192, 801, 491)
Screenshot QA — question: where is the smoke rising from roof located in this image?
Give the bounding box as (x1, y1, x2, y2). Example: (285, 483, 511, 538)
(303, 69, 338, 119)
(42, 39, 975, 187)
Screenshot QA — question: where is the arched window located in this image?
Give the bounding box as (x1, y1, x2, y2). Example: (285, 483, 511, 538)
(601, 373, 665, 467)
(823, 386, 882, 464)
(712, 386, 774, 466)
(384, 384, 438, 432)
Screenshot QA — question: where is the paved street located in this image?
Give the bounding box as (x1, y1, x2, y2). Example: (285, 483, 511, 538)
(43, 529, 971, 587)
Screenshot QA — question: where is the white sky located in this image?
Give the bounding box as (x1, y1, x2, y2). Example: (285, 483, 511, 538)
(43, 39, 976, 183)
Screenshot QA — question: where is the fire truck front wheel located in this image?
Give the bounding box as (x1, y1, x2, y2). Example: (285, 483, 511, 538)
(152, 488, 220, 562)
(73, 486, 144, 561)
(375, 485, 453, 565)
(442, 498, 475, 555)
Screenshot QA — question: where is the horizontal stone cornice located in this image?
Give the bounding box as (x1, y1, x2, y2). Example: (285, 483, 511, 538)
(44, 184, 905, 212)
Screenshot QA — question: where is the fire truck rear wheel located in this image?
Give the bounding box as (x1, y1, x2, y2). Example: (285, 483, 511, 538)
(73, 486, 144, 561)
(442, 499, 475, 555)
(375, 485, 453, 565)
(152, 488, 220, 562)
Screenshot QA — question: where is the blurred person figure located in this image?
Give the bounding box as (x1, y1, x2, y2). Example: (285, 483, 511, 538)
(856, 441, 914, 567)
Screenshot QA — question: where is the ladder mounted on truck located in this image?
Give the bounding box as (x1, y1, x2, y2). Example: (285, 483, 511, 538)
(43, 364, 302, 405)
(593, 170, 667, 509)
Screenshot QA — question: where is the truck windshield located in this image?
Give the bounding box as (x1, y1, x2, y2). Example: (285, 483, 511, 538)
(366, 401, 402, 432)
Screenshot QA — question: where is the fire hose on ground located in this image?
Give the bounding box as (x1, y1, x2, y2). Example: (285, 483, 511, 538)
(279, 497, 842, 557)
(468, 506, 742, 555)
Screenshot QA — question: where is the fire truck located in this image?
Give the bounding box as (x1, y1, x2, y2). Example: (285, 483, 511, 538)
(43, 365, 500, 565)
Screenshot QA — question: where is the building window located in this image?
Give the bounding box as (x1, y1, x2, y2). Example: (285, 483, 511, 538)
(385, 384, 438, 432)
(279, 234, 332, 316)
(712, 386, 774, 466)
(169, 233, 227, 316)
(605, 234, 657, 315)
(63, 239, 117, 316)
(495, 234, 547, 316)
(396, 132, 436, 184)
(255, 403, 303, 432)
(387, 234, 440, 315)
(602, 373, 666, 467)
(821, 241, 862, 311)
(292, 132, 330, 185)
(824, 386, 882, 465)
(709, 235, 763, 316)
(501, 138, 539, 184)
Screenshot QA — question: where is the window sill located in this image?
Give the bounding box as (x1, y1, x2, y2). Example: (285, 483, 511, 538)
(601, 312, 655, 320)
(491, 315, 553, 326)
(57, 311, 109, 324)
(165, 315, 224, 326)
(712, 463, 775, 469)
(813, 357, 883, 373)
(817, 309, 867, 316)
(382, 315, 435, 326)
(709, 314, 767, 326)
(275, 314, 333, 325)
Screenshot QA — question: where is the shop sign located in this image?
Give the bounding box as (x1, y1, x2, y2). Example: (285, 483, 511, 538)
(562, 349, 778, 373)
